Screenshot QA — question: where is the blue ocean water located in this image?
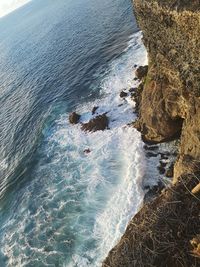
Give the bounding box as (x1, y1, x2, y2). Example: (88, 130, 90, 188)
(0, 0, 147, 266)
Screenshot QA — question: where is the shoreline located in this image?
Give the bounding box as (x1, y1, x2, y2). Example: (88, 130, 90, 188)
(102, 0, 200, 266)
(67, 31, 151, 265)
(68, 30, 185, 264)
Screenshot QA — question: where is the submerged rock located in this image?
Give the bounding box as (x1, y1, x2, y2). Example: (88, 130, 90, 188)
(118, 103, 123, 107)
(69, 112, 80, 124)
(81, 114, 109, 132)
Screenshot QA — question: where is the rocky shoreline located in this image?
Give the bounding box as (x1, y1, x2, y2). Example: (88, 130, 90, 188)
(102, 0, 200, 266)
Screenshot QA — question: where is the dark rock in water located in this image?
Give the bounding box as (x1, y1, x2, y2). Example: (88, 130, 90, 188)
(166, 163, 174, 177)
(84, 148, 91, 154)
(92, 106, 99, 115)
(81, 114, 109, 132)
(129, 87, 137, 92)
(157, 165, 166, 175)
(159, 161, 167, 168)
(146, 152, 158, 158)
(134, 64, 137, 68)
(144, 185, 150, 190)
(134, 77, 138, 81)
(131, 92, 136, 98)
(118, 103, 123, 107)
(135, 65, 148, 80)
(69, 112, 81, 124)
(120, 91, 128, 98)
(143, 144, 159, 151)
(160, 153, 169, 160)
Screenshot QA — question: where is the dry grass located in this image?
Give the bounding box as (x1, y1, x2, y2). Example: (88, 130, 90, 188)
(103, 174, 200, 267)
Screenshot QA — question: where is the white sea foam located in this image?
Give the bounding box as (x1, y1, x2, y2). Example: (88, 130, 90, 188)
(65, 31, 148, 266)
(1, 32, 149, 267)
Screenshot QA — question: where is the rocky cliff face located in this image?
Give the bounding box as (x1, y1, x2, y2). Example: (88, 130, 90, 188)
(103, 1, 200, 266)
(133, 0, 200, 180)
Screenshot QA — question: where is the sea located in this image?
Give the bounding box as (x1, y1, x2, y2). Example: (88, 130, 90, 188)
(0, 0, 148, 266)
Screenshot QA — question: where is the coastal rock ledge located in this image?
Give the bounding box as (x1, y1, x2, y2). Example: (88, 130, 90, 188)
(103, 0, 200, 266)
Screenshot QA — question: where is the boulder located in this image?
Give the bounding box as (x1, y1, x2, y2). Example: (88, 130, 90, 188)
(120, 91, 128, 98)
(135, 65, 148, 80)
(69, 112, 80, 124)
(81, 114, 109, 132)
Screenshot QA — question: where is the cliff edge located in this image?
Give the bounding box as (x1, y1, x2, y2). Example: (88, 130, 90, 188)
(103, 1, 200, 266)
(103, 174, 200, 267)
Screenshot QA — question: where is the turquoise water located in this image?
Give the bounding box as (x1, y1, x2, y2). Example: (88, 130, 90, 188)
(0, 0, 147, 266)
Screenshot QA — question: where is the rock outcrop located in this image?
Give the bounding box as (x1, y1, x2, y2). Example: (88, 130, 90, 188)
(132, 0, 200, 179)
(81, 114, 109, 132)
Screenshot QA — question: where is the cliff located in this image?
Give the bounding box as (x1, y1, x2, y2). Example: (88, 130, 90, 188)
(133, 0, 200, 180)
(103, 0, 200, 266)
